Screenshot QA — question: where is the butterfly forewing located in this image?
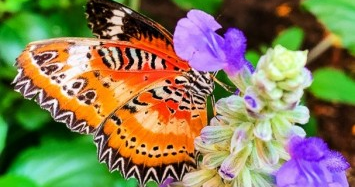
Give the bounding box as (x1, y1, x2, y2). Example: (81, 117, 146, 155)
(86, 0, 176, 58)
(13, 0, 214, 185)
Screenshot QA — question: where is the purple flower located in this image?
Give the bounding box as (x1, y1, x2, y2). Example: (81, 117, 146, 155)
(173, 10, 253, 75)
(159, 177, 175, 187)
(276, 136, 350, 187)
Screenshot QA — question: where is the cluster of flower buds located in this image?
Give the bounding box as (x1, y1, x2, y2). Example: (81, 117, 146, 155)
(181, 45, 312, 187)
(172, 8, 349, 187)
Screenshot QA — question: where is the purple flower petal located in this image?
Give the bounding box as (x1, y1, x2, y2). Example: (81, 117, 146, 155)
(186, 9, 221, 32)
(159, 177, 175, 187)
(324, 151, 350, 172)
(173, 10, 253, 74)
(276, 159, 330, 187)
(174, 10, 226, 71)
(276, 136, 350, 187)
(289, 137, 328, 161)
(222, 28, 253, 75)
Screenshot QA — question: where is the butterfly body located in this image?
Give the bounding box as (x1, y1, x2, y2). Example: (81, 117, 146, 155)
(13, 0, 214, 185)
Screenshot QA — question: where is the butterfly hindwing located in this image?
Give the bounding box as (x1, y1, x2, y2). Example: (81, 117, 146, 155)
(95, 77, 208, 184)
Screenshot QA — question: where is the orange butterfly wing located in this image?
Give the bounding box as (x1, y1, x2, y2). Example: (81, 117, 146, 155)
(13, 0, 214, 185)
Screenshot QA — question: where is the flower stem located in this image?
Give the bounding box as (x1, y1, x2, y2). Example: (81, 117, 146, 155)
(307, 34, 337, 64)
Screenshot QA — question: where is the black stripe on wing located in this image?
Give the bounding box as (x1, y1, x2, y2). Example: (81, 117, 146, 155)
(86, 0, 173, 45)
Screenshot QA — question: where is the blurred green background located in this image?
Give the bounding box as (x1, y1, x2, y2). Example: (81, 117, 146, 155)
(1, 0, 355, 186)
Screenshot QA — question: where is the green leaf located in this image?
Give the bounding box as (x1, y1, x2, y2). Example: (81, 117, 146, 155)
(0, 64, 16, 80)
(38, 0, 71, 9)
(0, 84, 20, 114)
(309, 68, 355, 105)
(272, 27, 304, 50)
(245, 50, 260, 67)
(171, 0, 222, 15)
(0, 0, 30, 15)
(302, 0, 355, 54)
(7, 137, 136, 187)
(0, 175, 39, 187)
(0, 12, 52, 65)
(0, 116, 8, 154)
(38, 0, 87, 9)
(15, 100, 51, 131)
(302, 115, 318, 137)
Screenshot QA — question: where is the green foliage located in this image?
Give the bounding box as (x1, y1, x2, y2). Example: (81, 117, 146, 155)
(38, 0, 87, 9)
(171, 0, 222, 15)
(14, 100, 51, 131)
(272, 27, 305, 51)
(303, 0, 355, 55)
(0, 117, 8, 155)
(246, 26, 305, 66)
(303, 115, 318, 137)
(0, 175, 39, 187)
(245, 50, 260, 67)
(7, 137, 135, 187)
(309, 68, 355, 105)
(0, 0, 30, 16)
(0, 12, 55, 65)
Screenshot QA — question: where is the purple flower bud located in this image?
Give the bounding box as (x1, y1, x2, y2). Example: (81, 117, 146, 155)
(244, 87, 264, 114)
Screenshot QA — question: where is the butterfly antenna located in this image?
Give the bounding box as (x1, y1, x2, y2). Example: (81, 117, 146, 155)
(212, 71, 236, 93)
(210, 94, 217, 116)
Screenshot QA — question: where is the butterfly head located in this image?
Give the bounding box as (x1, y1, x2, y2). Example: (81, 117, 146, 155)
(186, 69, 214, 96)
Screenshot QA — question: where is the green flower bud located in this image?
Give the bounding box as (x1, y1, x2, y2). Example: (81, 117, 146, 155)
(230, 122, 253, 154)
(200, 126, 234, 144)
(203, 151, 230, 169)
(183, 169, 218, 187)
(261, 45, 308, 81)
(271, 115, 293, 140)
(202, 174, 225, 187)
(244, 87, 265, 114)
(195, 137, 219, 153)
(272, 140, 290, 161)
(219, 144, 252, 180)
(264, 87, 283, 101)
(254, 139, 279, 166)
(210, 116, 229, 126)
(233, 168, 252, 187)
(216, 95, 243, 112)
(289, 125, 306, 137)
(228, 65, 253, 93)
(252, 70, 277, 93)
(282, 89, 303, 105)
(277, 74, 305, 91)
(283, 105, 310, 124)
(250, 172, 273, 187)
(253, 120, 272, 141)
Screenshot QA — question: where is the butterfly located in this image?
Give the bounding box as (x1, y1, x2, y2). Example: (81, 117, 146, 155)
(12, 0, 214, 185)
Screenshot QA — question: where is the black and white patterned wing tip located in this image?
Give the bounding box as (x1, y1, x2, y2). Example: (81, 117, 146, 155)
(85, 0, 172, 45)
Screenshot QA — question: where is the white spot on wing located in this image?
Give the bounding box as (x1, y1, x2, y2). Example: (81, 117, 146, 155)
(122, 7, 133, 14)
(107, 26, 123, 35)
(112, 9, 125, 17)
(110, 17, 123, 25)
(67, 46, 90, 67)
